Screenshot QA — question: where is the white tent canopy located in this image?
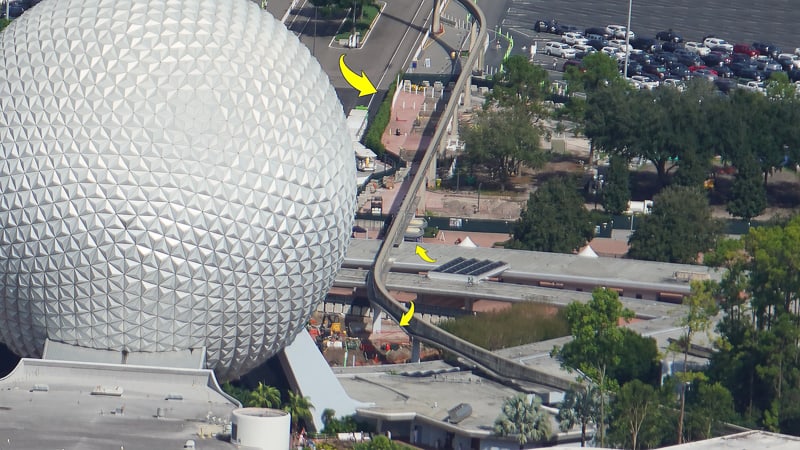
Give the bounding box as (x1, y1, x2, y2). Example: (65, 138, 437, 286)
(457, 236, 478, 248)
(578, 245, 598, 258)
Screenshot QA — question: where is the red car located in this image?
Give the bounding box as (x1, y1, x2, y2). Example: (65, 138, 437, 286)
(688, 65, 718, 75)
(733, 43, 759, 57)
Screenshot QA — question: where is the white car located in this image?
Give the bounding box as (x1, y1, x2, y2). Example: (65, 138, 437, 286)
(601, 46, 625, 61)
(703, 37, 733, 52)
(562, 32, 587, 46)
(630, 75, 659, 90)
(608, 39, 631, 52)
(685, 41, 711, 56)
(544, 41, 577, 58)
(606, 24, 635, 40)
(662, 79, 686, 91)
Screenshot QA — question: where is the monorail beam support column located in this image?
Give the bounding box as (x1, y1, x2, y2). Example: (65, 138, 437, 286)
(372, 306, 383, 334)
(432, 0, 442, 34)
(410, 337, 421, 363)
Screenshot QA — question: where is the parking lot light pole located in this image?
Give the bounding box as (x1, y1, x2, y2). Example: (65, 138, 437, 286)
(623, 0, 633, 78)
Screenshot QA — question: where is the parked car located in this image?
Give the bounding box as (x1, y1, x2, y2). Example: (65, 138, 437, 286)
(704, 37, 733, 52)
(587, 37, 610, 51)
(753, 42, 781, 59)
(562, 32, 588, 46)
(601, 46, 624, 61)
(777, 53, 800, 70)
(702, 53, 728, 67)
(643, 63, 668, 79)
(622, 61, 644, 77)
(663, 78, 687, 90)
(738, 67, 767, 82)
(692, 68, 719, 81)
(714, 78, 738, 93)
(668, 63, 692, 79)
(631, 37, 660, 53)
(585, 27, 612, 39)
(656, 29, 683, 43)
(715, 65, 734, 78)
(544, 41, 577, 58)
(534, 19, 562, 34)
(562, 59, 584, 72)
(678, 54, 705, 68)
(629, 52, 654, 65)
(608, 39, 631, 51)
(685, 41, 710, 56)
(756, 57, 783, 74)
(572, 44, 597, 59)
(660, 41, 684, 53)
(606, 24, 635, 40)
(733, 44, 759, 57)
(630, 75, 659, 89)
(652, 51, 679, 66)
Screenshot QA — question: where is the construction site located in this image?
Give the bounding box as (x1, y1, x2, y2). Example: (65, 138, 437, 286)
(307, 311, 442, 368)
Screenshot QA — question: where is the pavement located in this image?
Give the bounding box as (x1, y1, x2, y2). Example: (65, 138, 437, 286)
(280, 0, 433, 113)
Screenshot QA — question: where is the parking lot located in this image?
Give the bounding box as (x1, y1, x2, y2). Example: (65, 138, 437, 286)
(486, 0, 800, 70)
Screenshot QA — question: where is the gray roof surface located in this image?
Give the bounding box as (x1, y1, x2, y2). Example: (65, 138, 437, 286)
(345, 239, 724, 294)
(0, 359, 240, 450)
(339, 370, 557, 438)
(659, 430, 800, 449)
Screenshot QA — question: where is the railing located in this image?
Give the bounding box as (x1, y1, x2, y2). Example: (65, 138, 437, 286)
(367, 1, 571, 391)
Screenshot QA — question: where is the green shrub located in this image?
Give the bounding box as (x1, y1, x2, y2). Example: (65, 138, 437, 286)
(361, 78, 398, 157)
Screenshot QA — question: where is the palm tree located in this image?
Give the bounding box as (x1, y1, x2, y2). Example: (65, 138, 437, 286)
(283, 390, 315, 433)
(494, 394, 551, 447)
(556, 385, 601, 447)
(245, 382, 281, 408)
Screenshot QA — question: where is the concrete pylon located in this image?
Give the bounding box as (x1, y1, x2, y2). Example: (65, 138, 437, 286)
(432, 0, 442, 34)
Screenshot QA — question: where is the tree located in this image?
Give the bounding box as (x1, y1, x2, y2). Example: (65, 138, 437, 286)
(628, 185, 723, 263)
(462, 103, 546, 190)
(510, 177, 594, 253)
(557, 385, 601, 447)
(765, 71, 798, 101)
(673, 280, 720, 444)
(608, 329, 662, 387)
(726, 161, 767, 221)
(283, 390, 314, 433)
(487, 55, 550, 116)
(493, 394, 552, 446)
(685, 381, 736, 441)
(602, 155, 631, 215)
(221, 381, 250, 405)
(554, 288, 634, 446)
(564, 52, 623, 93)
(706, 217, 800, 433)
(246, 382, 281, 408)
(610, 380, 660, 450)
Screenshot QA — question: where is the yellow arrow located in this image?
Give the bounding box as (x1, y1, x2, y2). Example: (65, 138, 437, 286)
(415, 245, 436, 263)
(400, 301, 415, 326)
(339, 54, 377, 97)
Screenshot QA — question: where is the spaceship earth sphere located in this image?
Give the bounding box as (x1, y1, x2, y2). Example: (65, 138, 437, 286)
(0, 0, 355, 378)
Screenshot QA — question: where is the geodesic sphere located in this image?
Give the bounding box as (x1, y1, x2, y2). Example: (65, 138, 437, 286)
(0, 0, 355, 379)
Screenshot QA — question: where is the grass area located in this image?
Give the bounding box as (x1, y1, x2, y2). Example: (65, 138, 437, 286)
(438, 303, 569, 350)
(335, 3, 381, 41)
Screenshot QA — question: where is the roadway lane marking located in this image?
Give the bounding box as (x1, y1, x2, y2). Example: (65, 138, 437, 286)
(368, 0, 431, 110)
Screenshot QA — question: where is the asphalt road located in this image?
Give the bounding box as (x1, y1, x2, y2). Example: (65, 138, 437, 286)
(494, 0, 800, 59)
(286, 0, 432, 113)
